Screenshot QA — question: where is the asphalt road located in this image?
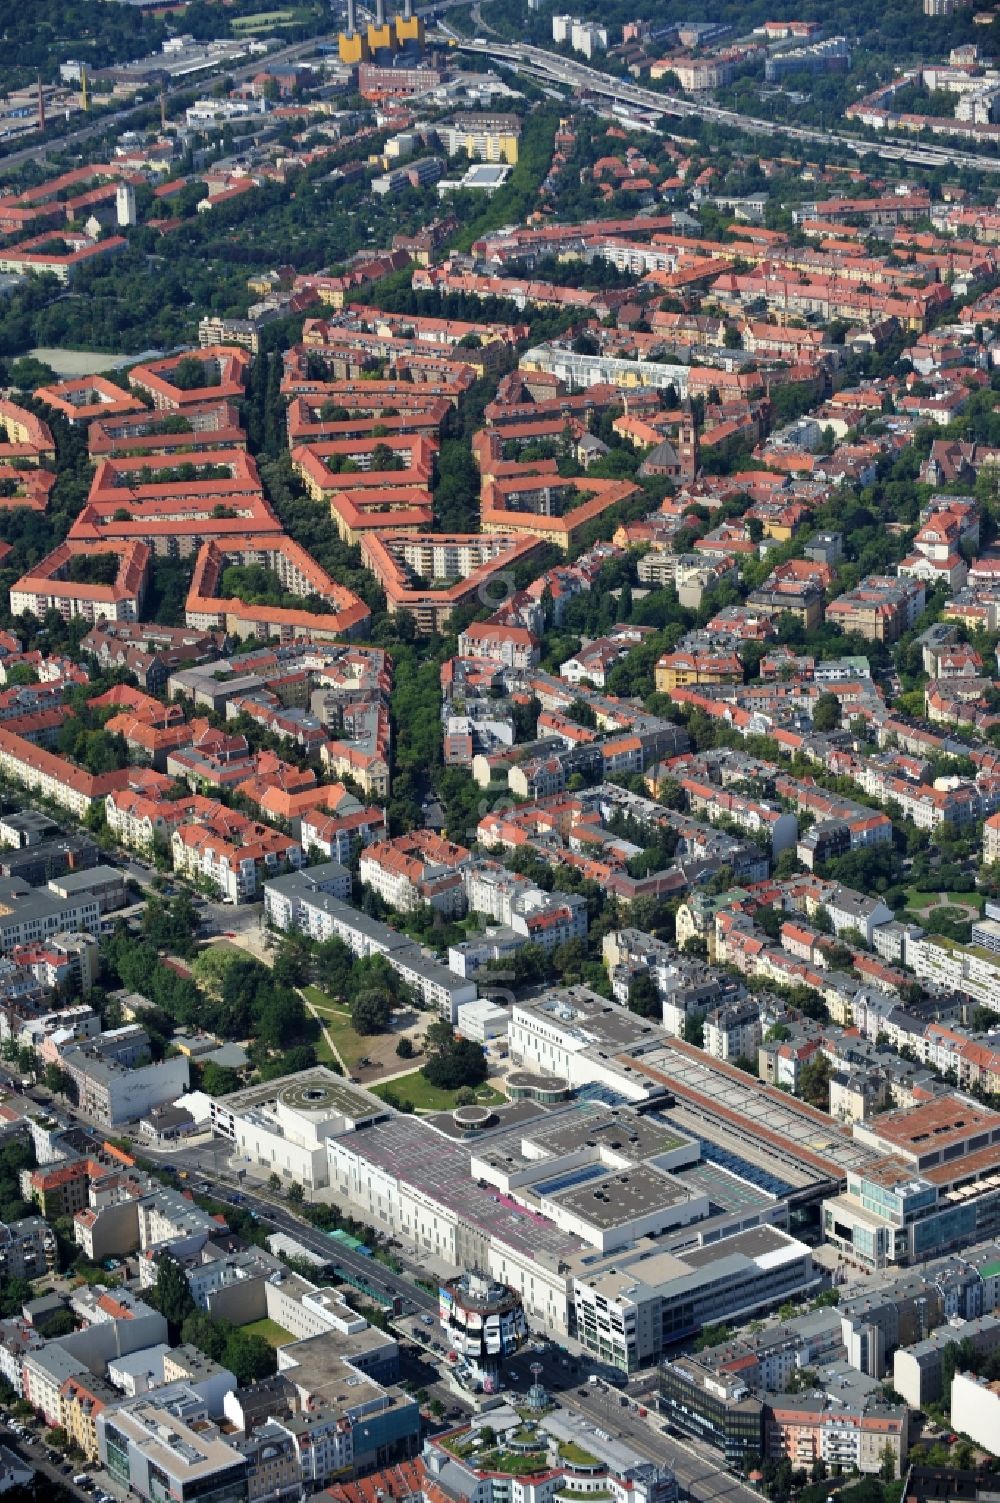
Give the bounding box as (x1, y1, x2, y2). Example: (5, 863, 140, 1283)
(113, 852, 265, 948)
(0, 1416, 92, 1500)
(552, 1383, 761, 1503)
(0, 36, 320, 177)
(139, 1148, 440, 1315)
(455, 37, 1000, 175)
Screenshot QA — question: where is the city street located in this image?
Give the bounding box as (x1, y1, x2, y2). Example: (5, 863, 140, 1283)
(556, 1385, 762, 1503)
(27, 1092, 762, 1503)
(134, 1136, 761, 1502)
(0, 1416, 91, 1500)
(138, 1150, 440, 1316)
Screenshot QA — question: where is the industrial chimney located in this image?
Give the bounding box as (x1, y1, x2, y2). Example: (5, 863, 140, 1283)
(375, 0, 385, 28)
(346, 0, 357, 32)
(403, 0, 413, 18)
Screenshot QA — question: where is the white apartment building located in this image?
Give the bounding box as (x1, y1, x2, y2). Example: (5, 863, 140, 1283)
(171, 824, 301, 904)
(264, 883, 476, 1020)
(910, 935, 1000, 1011)
(262, 867, 352, 933)
(391, 535, 514, 581)
(358, 843, 467, 916)
(269, 1411, 352, 1490)
(823, 888, 894, 945)
(105, 791, 189, 854)
(950, 1371, 1000, 1452)
(703, 1001, 762, 1063)
(464, 863, 588, 944)
(299, 806, 384, 865)
(23, 1345, 88, 1426)
(61, 1047, 190, 1126)
(570, 19, 607, 55)
(0, 1320, 44, 1395)
(0, 740, 119, 821)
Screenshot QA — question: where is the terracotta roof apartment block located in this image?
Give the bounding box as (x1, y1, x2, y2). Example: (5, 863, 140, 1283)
(327, 489, 434, 546)
(361, 532, 545, 634)
(88, 402, 247, 459)
(34, 377, 145, 426)
(0, 234, 127, 285)
(85, 448, 263, 510)
(10, 541, 150, 625)
(0, 723, 131, 818)
(292, 434, 436, 509)
(171, 805, 301, 903)
(185, 534, 369, 642)
(70, 449, 279, 556)
(0, 401, 56, 465)
(480, 472, 640, 552)
(826, 576, 926, 643)
(0, 467, 55, 512)
(128, 346, 251, 410)
(285, 394, 450, 447)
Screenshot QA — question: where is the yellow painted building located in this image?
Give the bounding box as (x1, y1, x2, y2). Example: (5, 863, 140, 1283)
(440, 113, 521, 166)
(654, 652, 744, 694)
(61, 1374, 117, 1461)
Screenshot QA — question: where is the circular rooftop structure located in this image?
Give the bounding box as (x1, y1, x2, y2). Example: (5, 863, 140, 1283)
(505, 1071, 571, 1105)
(279, 1077, 357, 1115)
(452, 1104, 496, 1131)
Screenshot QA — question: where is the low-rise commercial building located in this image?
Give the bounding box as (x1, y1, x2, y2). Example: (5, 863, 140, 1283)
(575, 1227, 819, 1371)
(99, 1385, 248, 1503)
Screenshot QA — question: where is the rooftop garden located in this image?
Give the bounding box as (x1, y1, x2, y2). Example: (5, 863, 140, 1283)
(558, 1442, 602, 1468)
(442, 1431, 551, 1476)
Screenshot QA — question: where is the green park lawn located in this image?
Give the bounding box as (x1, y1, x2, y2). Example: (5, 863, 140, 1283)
(371, 1070, 505, 1113)
(242, 1317, 295, 1348)
(902, 887, 984, 917)
(302, 986, 373, 1069)
(232, 10, 299, 28)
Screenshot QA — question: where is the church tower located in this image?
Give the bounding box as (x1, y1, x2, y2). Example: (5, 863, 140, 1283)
(678, 399, 699, 485)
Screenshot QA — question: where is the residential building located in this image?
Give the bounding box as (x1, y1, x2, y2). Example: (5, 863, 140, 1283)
(60, 1043, 189, 1126)
(10, 540, 149, 625)
(703, 1000, 762, 1063)
(438, 114, 522, 165)
(172, 808, 301, 904)
(949, 1372, 1000, 1451)
(0, 1216, 56, 1279)
(826, 576, 926, 643)
(359, 832, 471, 916)
(263, 890, 477, 1023)
(765, 1394, 906, 1477)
